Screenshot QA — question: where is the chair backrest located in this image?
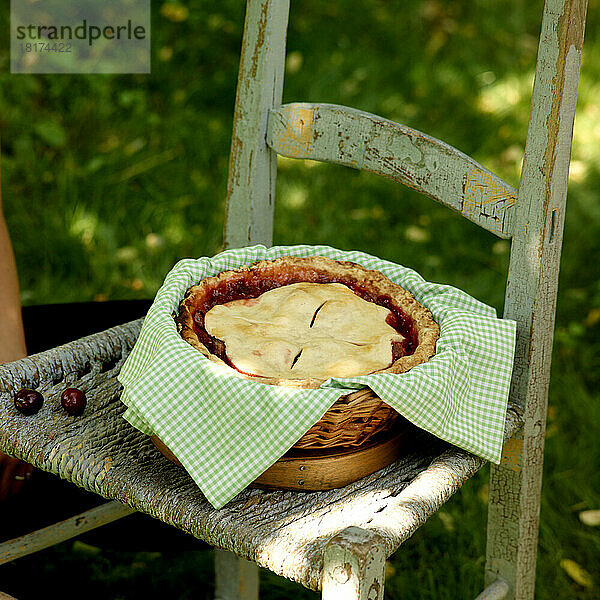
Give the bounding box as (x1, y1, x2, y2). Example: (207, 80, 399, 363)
(223, 1, 587, 597)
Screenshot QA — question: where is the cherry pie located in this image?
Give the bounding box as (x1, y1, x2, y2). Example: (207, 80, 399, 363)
(176, 256, 439, 388)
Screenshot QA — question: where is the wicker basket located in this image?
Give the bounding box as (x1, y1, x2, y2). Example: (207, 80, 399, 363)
(153, 388, 399, 461)
(293, 388, 399, 450)
(152, 387, 400, 477)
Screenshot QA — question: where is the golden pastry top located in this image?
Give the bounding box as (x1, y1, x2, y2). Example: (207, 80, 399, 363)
(205, 282, 404, 380)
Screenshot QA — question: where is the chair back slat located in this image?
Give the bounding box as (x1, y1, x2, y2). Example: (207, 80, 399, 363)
(223, 0, 290, 250)
(267, 103, 517, 238)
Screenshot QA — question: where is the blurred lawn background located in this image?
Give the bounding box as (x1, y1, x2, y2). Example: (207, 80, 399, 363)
(1, 0, 599, 598)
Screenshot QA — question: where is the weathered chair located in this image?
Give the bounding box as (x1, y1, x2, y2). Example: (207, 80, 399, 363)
(0, 0, 587, 598)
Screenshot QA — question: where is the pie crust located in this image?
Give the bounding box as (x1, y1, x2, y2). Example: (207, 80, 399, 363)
(176, 256, 440, 389)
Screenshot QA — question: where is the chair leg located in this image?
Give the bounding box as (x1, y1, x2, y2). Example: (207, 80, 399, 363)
(485, 435, 542, 600)
(214, 549, 259, 600)
(322, 527, 386, 600)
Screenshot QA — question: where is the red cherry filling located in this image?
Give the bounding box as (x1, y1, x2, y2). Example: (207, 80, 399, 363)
(185, 266, 418, 371)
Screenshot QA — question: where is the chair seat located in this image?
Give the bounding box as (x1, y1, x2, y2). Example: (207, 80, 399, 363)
(0, 320, 522, 592)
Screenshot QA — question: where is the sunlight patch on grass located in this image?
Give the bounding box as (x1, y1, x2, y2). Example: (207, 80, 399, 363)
(277, 156, 323, 170)
(69, 207, 98, 246)
(124, 138, 146, 155)
(280, 182, 308, 209)
(99, 134, 120, 153)
(145, 233, 165, 249)
(578, 509, 600, 527)
(405, 225, 430, 243)
(560, 559, 594, 589)
(476, 70, 497, 87)
(164, 222, 186, 245)
(286, 51, 303, 74)
(568, 160, 587, 183)
(116, 246, 139, 263)
(191, 169, 210, 191)
(477, 72, 534, 115)
(277, 156, 297, 170)
(158, 46, 174, 62)
(437, 511, 455, 532)
(350, 205, 384, 221)
(492, 240, 510, 255)
(571, 82, 600, 172)
(160, 2, 189, 23)
(303, 159, 321, 169)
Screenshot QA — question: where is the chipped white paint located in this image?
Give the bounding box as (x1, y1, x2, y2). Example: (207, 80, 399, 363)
(267, 103, 517, 238)
(322, 527, 385, 600)
(223, 0, 290, 249)
(486, 1, 587, 599)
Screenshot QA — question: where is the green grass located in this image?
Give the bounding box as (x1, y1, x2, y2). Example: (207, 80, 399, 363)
(1, 0, 599, 598)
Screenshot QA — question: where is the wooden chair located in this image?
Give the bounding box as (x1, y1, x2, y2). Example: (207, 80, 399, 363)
(0, 0, 587, 598)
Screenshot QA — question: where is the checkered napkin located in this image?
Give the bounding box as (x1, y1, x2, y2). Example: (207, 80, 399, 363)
(118, 245, 516, 509)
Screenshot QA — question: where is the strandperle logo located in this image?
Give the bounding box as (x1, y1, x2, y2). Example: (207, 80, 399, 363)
(11, 0, 151, 74)
(16, 19, 147, 47)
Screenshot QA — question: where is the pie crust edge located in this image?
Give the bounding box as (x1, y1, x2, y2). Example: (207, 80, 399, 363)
(176, 256, 440, 389)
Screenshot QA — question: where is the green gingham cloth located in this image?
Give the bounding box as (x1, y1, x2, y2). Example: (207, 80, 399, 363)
(118, 245, 516, 509)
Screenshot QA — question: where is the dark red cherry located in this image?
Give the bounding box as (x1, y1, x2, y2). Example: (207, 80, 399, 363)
(61, 388, 87, 416)
(14, 388, 44, 415)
